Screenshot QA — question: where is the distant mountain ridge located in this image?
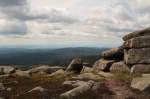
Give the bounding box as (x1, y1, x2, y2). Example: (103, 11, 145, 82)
(0, 47, 108, 67)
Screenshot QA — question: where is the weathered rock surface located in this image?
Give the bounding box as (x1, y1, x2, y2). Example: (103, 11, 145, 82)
(63, 80, 87, 87)
(60, 80, 95, 99)
(6, 88, 12, 91)
(28, 86, 45, 93)
(0, 66, 15, 75)
(74, 73, 103, 81)
(123, 27, 150, 41)
(101, 48, 123, 60)
(80, 66, 93, 74)
(130, 64, 150, 75)
(0, 83, 5, 90)
(110, 62, 130, 73)
(97, 71, 114, 78)
(13, 70, 31, 78)
(131, 74, 150, 91)
(66, 58, 83, 73)
(29, 66, 64, 74)
(93, 59, 116, 72)
(123, 36, 150, 49)
(47, 69, 65, 77)
(124, 48, 150, 64)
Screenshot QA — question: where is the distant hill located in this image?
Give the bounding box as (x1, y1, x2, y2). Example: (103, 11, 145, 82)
(0, 47, 108, 67)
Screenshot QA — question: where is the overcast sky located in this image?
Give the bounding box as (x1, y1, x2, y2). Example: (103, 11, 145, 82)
(0, 0, 149, 48)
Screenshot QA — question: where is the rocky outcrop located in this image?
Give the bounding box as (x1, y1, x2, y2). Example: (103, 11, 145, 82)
(131, 74, 150, 91)
(101, 47, 124, 60)
(123, 36, 150, 48)
(80, 66, 93, 74)
(124, 48, 150, 65)
(97, 71, 114, 78)
(13, 70, 31, 78)
(130, 64, 150, 75)
(123, 27, 150, 74)
(110, 61, 130, 73)
(0, 66, 15, 75)
(60, 80, 95, 99)
(93, 59, 115, 72)
(74, 73, 103, 81)
(29, 66, 64, 74)
(93, 47, 125, 73)
(66, 58, 83, 73)
(47, 69, 65, 77)
(123, 27, 150, 41)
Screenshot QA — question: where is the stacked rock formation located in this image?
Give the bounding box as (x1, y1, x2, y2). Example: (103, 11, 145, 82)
(93, 47, 130, 73)
(93, 27, 150, 75)
(123, 27, 150, 75)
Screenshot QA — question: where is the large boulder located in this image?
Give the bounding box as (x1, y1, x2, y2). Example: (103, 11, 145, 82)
(131, 74, 150, 91)
(101, 48, 124, 60)
(13, 70, 31, 78)
(110, 62, 130, 73)
(29, 66, 64, 74)
(74, 73, 103, 81)
(124, 48, 150, 65)
(123, 36, 150, 49)
(66, 58, 83, 73)
(80, 66, 93, 74)
(123, 27, 150, 41)
(131, 64, 150, 75)
(0, 66, 15, 75)
(60, 80, 95, 99)
(47, 69, 65, 77)
(93, 59, 116, 72)
(97, 71, 114, 78)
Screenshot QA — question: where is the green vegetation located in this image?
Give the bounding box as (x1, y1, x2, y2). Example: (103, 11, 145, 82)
(0, 47, 107, 67)
(112, 73, 131, 81)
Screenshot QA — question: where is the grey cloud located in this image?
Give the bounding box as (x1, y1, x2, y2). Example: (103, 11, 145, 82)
(0, 0, 27, 7)
(0, 4, 78, 24)
(0, 21, 27, 35)
(0, 0, 78, 36)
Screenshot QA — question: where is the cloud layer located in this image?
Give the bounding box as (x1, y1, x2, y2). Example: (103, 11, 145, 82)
(0, 0, 150, 47)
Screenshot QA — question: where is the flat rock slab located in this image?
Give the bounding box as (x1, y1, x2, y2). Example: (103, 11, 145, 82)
(29, 66, 64, 74)
(123, 36, 150, 49)
(13, 70, 31, 78)
(131, 64, 150, 75)
(75, 73, 103, 81)
(93, 59, 116, 72)
(47, 69, 65, 77)
(97, 71, 114, 78)
(63, 80, 87, 87)
(0, 66, 15, 74)
(101, 48, 123, 60)
(60, 80, 95, 99)
(110, 62, 130, 73)
(123, 27, 150, 41)
(131, 74, 150, 91)
(124, 48, 150, 65)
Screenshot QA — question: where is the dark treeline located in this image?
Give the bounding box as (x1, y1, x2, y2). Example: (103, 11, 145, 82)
(0, 47, 108, 67)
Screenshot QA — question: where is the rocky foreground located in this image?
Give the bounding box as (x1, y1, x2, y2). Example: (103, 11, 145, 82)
(0, 28, 150, 99)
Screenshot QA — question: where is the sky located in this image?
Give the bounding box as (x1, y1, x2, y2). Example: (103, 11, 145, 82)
(0, 0, 150, 48)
